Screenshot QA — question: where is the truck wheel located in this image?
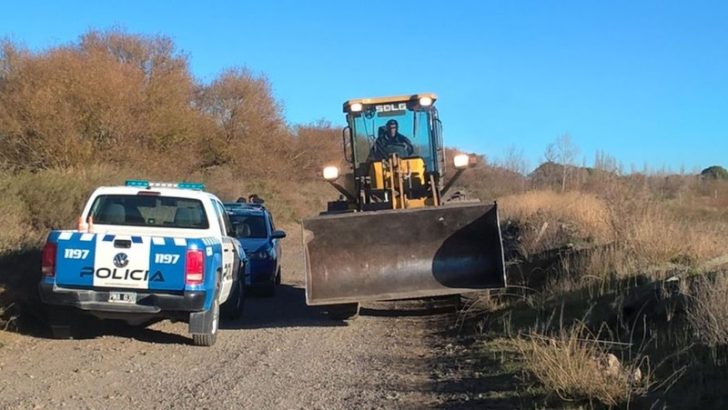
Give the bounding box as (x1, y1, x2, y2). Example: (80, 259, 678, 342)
(221, 280, 244, 320)
(326, 303, 360, 321)
(192, 298, 219, 347)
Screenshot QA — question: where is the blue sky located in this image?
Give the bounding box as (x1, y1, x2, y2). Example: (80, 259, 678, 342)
(2, 0, 726, 172)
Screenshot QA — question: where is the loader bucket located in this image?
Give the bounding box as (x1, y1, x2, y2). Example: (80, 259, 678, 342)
(303, 202, 506, 305)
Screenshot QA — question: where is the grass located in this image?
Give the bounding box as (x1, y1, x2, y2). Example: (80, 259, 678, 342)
(687, 273, 728, 347)
(468, 180, 728, 407)
(500, 190, 615, 255)
(508, 323, 651, 407)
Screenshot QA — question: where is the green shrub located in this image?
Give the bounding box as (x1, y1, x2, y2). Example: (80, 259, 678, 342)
(700, 166, 728, 180)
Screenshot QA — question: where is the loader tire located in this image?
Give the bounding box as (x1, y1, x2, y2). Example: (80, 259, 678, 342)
(326, 303, 360, 321)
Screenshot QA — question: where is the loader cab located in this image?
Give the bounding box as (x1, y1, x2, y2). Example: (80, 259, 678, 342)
(336, 93, 446, 211)
(343, 93, 444, 179)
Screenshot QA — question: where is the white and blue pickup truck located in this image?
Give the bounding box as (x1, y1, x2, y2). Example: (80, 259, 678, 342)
(38, 180, 246, 346)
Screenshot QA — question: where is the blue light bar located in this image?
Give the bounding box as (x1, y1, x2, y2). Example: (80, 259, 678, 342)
(178, 182, 205, 191)
(125, 179, 205, 191)
(125, 179, 149, 187)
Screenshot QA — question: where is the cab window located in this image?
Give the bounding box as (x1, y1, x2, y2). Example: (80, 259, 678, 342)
(89, 194, 209, 229)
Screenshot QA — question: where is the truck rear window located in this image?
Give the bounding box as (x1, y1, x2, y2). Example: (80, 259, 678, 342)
(229, 215, 268, 238)
(88, 195, 209, 229)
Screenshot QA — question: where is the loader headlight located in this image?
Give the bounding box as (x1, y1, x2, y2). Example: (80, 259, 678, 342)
(418, 96, 432, 107)
(323, 166, 339, 181)
(350, 103, 363, 112)
(453, 154, 469, 169)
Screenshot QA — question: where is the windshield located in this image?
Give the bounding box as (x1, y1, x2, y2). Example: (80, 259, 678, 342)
(229, 215, 268, 239)
(89, 195, 209, 229)
(351, 106, 434, 170)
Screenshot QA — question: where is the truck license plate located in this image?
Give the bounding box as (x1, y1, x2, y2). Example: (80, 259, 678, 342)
(109, 291, 136, 304)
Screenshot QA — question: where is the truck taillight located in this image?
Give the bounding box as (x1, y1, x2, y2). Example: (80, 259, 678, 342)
(42, 243, 57, 277)
(185, 249, 204, 285)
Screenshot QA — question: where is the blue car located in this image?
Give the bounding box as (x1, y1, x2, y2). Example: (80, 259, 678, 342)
(224, 204, 286, 296)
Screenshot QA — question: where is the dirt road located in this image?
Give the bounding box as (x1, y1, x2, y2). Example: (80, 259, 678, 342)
(0, 228, 497, 409)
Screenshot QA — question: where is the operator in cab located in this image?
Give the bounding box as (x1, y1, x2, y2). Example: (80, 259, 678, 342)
(367, 119, 414, 161)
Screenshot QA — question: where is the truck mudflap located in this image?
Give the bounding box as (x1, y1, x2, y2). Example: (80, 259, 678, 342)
(302, 202, 506, 305)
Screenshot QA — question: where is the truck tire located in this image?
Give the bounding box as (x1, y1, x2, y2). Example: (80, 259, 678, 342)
(221, 279, 244, 320)
(192, 298, 219, 347)
(326, 303, 360, 321)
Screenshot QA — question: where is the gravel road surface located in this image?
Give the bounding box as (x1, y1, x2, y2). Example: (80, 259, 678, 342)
(0, 226, 487, 409)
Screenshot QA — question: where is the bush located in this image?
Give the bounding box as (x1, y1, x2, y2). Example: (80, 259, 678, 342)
(0, 182, 28, 250)
(0, 165, 136, 250)
(700, 166, 728, 180)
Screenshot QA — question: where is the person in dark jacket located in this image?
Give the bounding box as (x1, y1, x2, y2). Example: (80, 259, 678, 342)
(248, 194, 264, 204)
(368, 119, 414, 161)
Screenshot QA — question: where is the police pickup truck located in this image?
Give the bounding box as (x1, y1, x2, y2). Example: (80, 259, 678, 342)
(39, 180, 246, 346)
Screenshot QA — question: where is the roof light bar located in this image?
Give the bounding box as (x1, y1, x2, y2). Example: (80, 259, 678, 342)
(125, 179, 149, 187)
(177, 182, 205, 190)
(124, 180, 205, 190)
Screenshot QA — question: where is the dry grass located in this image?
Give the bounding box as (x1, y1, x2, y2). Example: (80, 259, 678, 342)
(500, 190, 615, 255)
(0, 165, 122, 249)
(621, 200, 725, 267)
(509, 323, 651, 407)
(500, 189, 728, 280)
(488, 186, 726, 406)
(687, 273, 728, 347)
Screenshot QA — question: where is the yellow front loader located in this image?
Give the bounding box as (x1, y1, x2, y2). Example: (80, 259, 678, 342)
(303, 93, 506, 318)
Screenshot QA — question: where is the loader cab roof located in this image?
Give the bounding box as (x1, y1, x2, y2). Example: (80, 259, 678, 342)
(343, 93, 437, 113)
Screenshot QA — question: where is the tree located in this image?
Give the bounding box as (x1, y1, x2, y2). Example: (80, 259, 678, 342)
(700, 165, 728, 180)
(0, 29, 202, 171)
(195, 67, 289, 176)
(292, 120, 344, 179)
(544, 133, 579, 192)
(501, 145, 529, 176)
